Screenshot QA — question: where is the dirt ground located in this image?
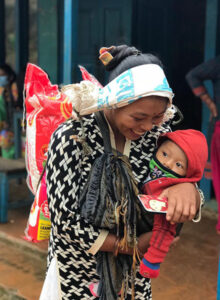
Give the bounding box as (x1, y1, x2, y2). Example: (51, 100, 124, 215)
(152, 209, 219, 300)
(0, 179, 219, 300)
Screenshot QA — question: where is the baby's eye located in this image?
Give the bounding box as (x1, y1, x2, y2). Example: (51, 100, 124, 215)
(162, 151, 167, 157)
(176, 162, 183, 168)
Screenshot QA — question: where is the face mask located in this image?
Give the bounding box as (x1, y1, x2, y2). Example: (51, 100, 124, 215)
(0, 75, 9, 87)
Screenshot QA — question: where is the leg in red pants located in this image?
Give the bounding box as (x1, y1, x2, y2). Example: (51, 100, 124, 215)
(211, 121, 220, 232)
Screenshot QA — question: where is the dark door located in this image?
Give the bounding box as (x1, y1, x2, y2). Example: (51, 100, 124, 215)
(132, 0, 175, 79)
(132, 0, 206, 130)
(75, 0, 132, 84)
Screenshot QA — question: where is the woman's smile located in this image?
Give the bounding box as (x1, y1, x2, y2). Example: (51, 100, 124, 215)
(104, 95, 168, 141)
(129, 129, 144, 139)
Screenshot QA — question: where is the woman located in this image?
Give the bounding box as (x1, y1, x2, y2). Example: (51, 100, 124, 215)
(0, 63, 18, 158)
(40, 45, 202, 300)
(0, 63, 18, 128)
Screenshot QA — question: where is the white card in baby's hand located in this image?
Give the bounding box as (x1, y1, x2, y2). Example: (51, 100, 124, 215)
(138, 195, 168, 213)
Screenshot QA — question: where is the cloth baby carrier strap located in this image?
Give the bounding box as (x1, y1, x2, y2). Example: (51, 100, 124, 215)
(79, 111, 141, 300)
(94, 111, 112, 153)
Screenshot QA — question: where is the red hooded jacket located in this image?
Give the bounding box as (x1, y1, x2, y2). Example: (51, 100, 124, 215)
(141, 129, 208, 266)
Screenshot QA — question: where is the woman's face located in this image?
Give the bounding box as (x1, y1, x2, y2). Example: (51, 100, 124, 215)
(0, 69, 9, 87)
(0, 69, 6, 76)
(106, 96, 168, 140)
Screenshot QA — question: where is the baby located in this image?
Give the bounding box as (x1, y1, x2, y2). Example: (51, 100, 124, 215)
(139, 129, 208, 278)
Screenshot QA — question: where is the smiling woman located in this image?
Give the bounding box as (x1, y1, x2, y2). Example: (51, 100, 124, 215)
(40, 45, 203, 300)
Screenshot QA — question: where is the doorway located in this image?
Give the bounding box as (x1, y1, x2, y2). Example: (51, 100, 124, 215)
(75, 0, 132, 84)
(132, 0, 206, 130)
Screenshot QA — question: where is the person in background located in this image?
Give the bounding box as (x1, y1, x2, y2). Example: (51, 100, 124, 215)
(186, 56, 220, 234)
(0, 63, 18, 158)
(16, 67, 26, 110)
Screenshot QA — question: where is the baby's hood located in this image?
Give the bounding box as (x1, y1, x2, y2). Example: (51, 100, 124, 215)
(158, 129, 208, 182)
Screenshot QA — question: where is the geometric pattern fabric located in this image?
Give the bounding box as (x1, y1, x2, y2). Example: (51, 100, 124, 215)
(46, 114, 170, 299)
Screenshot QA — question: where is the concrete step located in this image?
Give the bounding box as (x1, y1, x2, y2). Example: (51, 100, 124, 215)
(0, 198, 48, 300)
(0, 232, 47, 300)
(0, 285, 26, 300)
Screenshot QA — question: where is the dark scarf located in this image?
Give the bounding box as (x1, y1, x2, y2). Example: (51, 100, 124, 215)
(79, 111, 153, 300)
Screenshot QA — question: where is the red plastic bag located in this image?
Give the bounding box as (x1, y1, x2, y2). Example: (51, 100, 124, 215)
(25, 63, 72, 194)
(24, 64, 102, 242)
(78, 65, 103, 88)
(24, 63, 72, 242)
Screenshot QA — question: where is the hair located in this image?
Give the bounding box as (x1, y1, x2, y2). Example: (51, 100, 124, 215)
(0, 63, 16, 85)
(104, 45, 163, 82)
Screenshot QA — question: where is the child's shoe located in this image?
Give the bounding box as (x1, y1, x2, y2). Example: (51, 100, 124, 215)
(89, 281, 122, 297)
(89, 282, 99, 297)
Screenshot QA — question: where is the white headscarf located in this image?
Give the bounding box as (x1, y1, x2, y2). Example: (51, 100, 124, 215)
(62, 64, 175, 120)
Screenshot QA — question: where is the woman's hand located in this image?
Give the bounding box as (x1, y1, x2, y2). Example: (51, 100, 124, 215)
(137, 232, 152, 258)
(159, 183, 200, 224)
(100, 232, 152, 258)
(200, 93, 218, 118)
(209, 101, 218, 119)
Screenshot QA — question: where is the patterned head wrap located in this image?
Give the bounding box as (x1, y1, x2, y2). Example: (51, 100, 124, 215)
(62, 64, 174, 117)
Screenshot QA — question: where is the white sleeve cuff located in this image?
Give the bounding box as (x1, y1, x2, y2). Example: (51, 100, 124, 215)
(192, 185, 205, 223)
(87, 229, 109, 255)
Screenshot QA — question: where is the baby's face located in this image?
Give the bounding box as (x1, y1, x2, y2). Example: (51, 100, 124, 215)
(156, 140, 187, 176)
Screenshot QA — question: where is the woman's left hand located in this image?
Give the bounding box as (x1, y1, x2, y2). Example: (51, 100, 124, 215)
(159, 183, 200, 224)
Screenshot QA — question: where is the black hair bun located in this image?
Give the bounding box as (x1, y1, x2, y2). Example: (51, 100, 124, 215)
(102, 45, 163, 82)
(106, 45, 141, 71)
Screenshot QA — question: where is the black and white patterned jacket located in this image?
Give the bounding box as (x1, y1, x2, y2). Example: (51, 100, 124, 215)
(41, 114, 170, 300)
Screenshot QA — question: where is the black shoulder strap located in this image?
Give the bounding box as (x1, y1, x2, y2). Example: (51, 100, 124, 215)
(95, 111, 112, 153)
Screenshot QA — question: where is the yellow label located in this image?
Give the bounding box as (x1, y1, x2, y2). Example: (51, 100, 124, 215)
(37, 219, 51, 240)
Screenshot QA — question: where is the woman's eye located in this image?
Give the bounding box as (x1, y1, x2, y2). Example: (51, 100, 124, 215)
(154, 114, 164, 120)
(152, 115, 164, 124)
(133, 117, 142, 121)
